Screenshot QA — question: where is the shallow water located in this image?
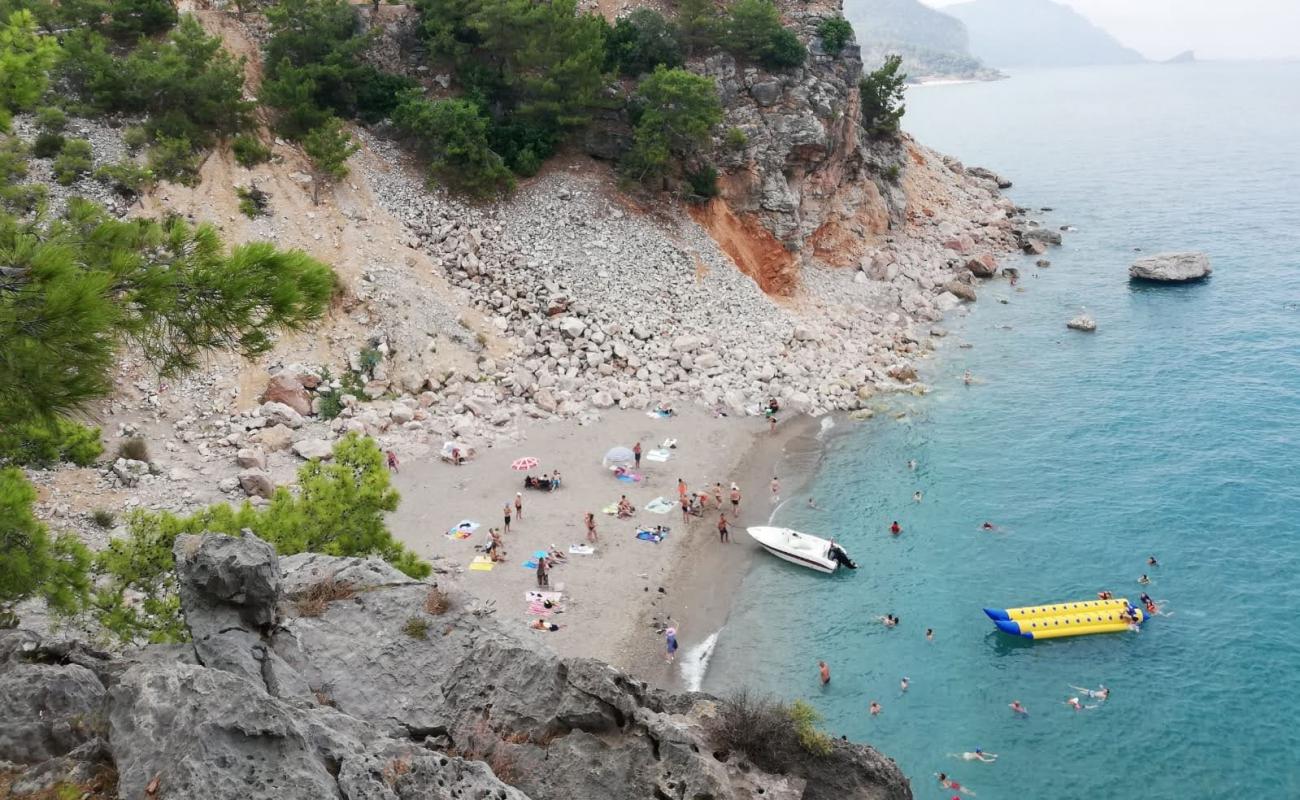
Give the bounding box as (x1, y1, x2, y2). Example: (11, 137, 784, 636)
(703, 62, 1300, 798)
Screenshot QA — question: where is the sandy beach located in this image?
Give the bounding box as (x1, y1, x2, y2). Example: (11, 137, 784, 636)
(388, 407, 827, 686)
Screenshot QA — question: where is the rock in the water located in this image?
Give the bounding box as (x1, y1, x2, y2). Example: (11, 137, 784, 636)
(944, 281, 977, 302)
(1067, 314, 1097, 332)
(1129, 251, 1212, 282)
(965, 255, 997, 278)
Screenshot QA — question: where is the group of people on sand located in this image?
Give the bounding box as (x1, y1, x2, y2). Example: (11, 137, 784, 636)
(523, 472, 561, 491)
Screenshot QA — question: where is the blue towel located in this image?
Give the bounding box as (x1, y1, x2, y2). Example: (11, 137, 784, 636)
(534, 550, 548, 559)
(523, 561, 538, 569)
(635, 531, 664, 543)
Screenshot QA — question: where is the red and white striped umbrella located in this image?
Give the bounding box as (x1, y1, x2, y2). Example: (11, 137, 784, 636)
(511, 457, 539, 472)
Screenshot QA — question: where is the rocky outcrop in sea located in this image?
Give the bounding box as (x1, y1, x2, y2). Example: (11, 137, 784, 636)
(0, 532, 912, 799)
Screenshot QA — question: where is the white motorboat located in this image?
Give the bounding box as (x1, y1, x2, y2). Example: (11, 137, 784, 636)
(746, 526, 857, 574)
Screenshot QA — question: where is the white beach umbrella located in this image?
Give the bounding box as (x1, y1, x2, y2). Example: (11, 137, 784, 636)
(602, 446, 635, 469)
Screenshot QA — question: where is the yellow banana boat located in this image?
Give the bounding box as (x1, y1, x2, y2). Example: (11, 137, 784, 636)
(985, 599, 1146, 639)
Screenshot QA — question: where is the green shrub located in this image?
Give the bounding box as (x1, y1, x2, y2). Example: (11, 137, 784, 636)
(0, 10, 61, 128)
(236, 185, 269, 218)
(91, 509, 116, 528)
(606, 9, 684, 76)
(623, 66, 722, 185)
(232, 134, 271, 167)
(122, 125, 149, 152)
(147, 135, 201, 184)
(95, 161, 155, 198)
(860, 54, 907, 136)
(0, 418, 103, 468)
(302, 117, 358, 203)
(107, 0, 179, 41)
(789, 699, 833, 757)
(724, 127, 748, 150)
(723, 0, 806, 69)
(31, 131, 65, 158)
(402, 616, 429, 639)
(117, 437, 150, 462)
(36, 106, 67, 132)
(883, 163, 900, 183)
(1, 468, 92, 626)
(91, 434, 426, 644)
(817, 16, 854, 56)
(391, 96, 514, 198)
(685, 163, 718, 201)
(0, 138, 45, 213)
(358, 345, 382, 373)
(52, 138, 93, 185)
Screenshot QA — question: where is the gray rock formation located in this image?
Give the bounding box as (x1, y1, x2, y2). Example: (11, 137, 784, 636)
(1129, 251, 1212, 282)
(0, 534, 912, 799)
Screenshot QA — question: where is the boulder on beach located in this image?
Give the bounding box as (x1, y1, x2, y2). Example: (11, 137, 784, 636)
(1129, 251, 1212, 283)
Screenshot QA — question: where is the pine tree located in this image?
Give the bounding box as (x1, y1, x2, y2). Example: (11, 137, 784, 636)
(0, 467, 92, 626)
(859, 54, 907, 136)
(624, 66, 722, 183)
(0, 9, 61, 131)
(302, 117, 359, 204)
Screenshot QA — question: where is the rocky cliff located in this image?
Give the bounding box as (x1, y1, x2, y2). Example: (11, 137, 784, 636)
(0, 532, 912, 799)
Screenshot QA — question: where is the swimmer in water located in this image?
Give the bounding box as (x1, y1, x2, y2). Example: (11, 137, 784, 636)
(878, 614, 898, 628)
(949, 750, 998, 763)
(807, 497, 819, 509)
(890, 521, 902, 535)
(1009, 700, 1028, 715)
(913, 491, 923, 503)
(980, 521, 997, 531)
(936, 773, 976, 796)
(1070, 685, 1110, 701)
(1148, 555, 1159, 567)
(1065, 697, 1097, 711)
(818, 661, 831, 685)
(1097, 590, 1113, 601)
(926, 628, 934, 641)
(907, 459, 917, 471)
(869, 701, 882, 716)
(1138, 574, 1151, 585)
(900, 676, 909, 693)
(963, 370, 973, 385)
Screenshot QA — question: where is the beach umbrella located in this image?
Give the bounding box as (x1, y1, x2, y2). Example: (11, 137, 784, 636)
(511, 457, 539, 471)
(602, 446, 635, 468)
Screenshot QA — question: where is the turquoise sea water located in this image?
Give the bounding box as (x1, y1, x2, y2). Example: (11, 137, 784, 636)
(702, 63, 1300, 799)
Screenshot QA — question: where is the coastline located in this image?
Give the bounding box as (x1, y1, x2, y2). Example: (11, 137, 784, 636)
(385, 405, 831, 688)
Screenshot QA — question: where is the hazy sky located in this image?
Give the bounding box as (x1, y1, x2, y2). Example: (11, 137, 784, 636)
(922, 0, 1300, 61)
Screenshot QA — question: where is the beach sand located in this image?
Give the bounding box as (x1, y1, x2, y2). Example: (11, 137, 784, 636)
(389, 407, 827, 686)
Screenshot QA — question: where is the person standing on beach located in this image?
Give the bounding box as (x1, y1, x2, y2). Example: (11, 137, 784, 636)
(717, 512, 729, 543)
(770, 476, 780, 503)
(769, 414, 778, 435)
(536, 555, 549, 587)
(713, 482, 723, 509)
(819, 661, 831, 685)
(634, 441, 642, 468)
(503, 502, 512, 533)
(386, 450, 399, 472)
(680, 495, 690, 523)
(584, 512, 598, 543)
(678, 478, 688, 502)
(665, 626, 679, 663)
(730, 484, 741, 513)
(514, 492, 523, 520)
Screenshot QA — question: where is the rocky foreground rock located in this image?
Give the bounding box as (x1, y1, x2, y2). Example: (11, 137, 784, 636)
(1129, 251, 1212, 282)
(0, 532, 911, 799)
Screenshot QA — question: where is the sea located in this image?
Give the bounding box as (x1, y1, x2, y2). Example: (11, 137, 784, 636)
(696, 62, 1300, 799)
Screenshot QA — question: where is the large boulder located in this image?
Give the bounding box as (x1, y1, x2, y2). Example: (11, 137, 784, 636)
(291, 438, 335, 461)
(238, 469, 275, 498)
(0, 661, 106, 763)
(1129, 251, 1212, 282)
(261, 373, 312, 417)
(107, 661, 529, 800)
(259, 401, 304, 429)
(173, 533, 309, 699)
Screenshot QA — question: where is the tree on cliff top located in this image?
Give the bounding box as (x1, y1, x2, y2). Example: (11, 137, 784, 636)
(859, 54, 907, 136)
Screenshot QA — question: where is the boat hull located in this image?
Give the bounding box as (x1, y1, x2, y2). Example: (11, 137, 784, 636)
(756, 542, 836, 574)
(746, 526, 841, 574)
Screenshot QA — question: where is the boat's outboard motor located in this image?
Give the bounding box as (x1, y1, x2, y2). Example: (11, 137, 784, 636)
(829, 544, 857, 570)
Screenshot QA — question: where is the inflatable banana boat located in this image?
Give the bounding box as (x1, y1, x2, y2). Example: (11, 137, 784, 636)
(984, 598, 1146, 639)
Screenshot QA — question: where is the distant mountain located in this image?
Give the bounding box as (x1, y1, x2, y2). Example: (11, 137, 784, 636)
(1164, 50, 1196, 64)
(844, 0, 1002, 81)
(945, 0, 1145, 68)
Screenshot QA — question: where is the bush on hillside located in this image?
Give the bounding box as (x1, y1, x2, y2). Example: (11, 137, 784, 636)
(0, 418, 103, 468)
(52, 138, 93, 185)
(623, 66, 722, 185)
(0, 467, 92, 627)
(817, 16, 854, 56)
(31, 131, 64, 158)
(0, 10, 61, 130)
(36, 106, 67, 132)
(392, 95, 514, 198)
(147, 135, 201, 184)
(107, 0, 178, 41)
(92, 433, 426, 644)
(606, 9, 684, 76)
(232, 134, 272, 167)
(722, 0, 806, 70)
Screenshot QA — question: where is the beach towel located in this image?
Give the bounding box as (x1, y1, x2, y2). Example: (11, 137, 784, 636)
(526, 590, 564, 604)
(523, 560, 538, 569)
(636, 530, 665, 543)
(645, 449, 671, 462)
(646, 409, 672, 419)
(568, 544, 595, 555)
(533, 550, 548, 560)
(528, 602, 554, 616)
(644, 496, 674, 514)
(616, 471, 642, 483)
(602, 503, 618, 515)
(469, 556, 494, 572)
(660, 438, 677, 449)
(445, 519, 479, 540)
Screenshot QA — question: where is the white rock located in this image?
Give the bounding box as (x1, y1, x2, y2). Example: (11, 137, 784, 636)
(291, 439, 335, 460)
(235, 448, 266, 469)
(259, 401, 304, 429)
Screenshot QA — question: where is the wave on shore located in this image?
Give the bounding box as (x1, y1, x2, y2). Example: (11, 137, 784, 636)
(679, 630, 721, 692)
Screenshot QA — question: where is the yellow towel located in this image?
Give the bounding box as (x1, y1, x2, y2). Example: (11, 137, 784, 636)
(469, 556, 494, 572)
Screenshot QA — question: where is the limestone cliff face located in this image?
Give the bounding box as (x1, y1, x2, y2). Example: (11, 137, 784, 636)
(0, 533, 913, 800)
(695, 0, 923, 289)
